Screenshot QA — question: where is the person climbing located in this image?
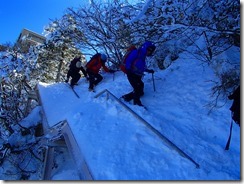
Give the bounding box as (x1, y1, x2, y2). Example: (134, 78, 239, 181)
(86, 53, 115, 91)
(65, 55, 88, 88)
(228, 85, 240, 126)
(121, 41, 156, 106)
(224, 85, 240, 150)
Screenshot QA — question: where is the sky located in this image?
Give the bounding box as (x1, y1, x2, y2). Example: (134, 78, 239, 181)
(0, 44, 240, 180)
(0, 0, 84, 44)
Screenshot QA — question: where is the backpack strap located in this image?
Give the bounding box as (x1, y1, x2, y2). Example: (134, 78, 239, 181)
(120, 48, 137, 73)
(125, 49, 139, 70)
(130, 49, 141, 71)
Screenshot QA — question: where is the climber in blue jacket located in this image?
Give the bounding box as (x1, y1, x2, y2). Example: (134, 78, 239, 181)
(122, 41, 156, 106)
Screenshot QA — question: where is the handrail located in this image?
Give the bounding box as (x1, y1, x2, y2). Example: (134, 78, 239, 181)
(41, 120, 67, 180)
(36, 84, 93, 180)
(95, 89, 200, 168)
(62, 120, 93, 180)
(42, 147, 55, 180)
(41, 120, 93, 180)
(35, 84, 50, 134)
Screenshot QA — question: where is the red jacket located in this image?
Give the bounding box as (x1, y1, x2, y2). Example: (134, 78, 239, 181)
(86, 54, 109, 74)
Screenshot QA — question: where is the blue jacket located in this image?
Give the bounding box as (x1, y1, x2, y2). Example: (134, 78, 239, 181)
(125, 41, 154, 76)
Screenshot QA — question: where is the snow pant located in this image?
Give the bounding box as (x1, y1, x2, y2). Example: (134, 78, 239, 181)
(67, 70, 81, 86)
(123, 72, 144, 105)
(86, 69, 103, 89)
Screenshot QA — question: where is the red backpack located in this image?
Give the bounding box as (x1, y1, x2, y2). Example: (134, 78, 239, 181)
(120, 45, 137, 73)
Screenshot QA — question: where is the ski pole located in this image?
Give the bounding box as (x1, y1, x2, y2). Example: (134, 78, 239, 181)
(225, 114, 234, 150)
(152, 73, 156, 92)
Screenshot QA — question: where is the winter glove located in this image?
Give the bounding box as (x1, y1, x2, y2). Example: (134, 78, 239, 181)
(146, 69, 154, 74)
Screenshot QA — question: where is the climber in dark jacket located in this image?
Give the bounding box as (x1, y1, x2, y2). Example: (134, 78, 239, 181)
(228, 85, 240, 126)
(121, 41, 156, 106)
(65, 56, 87, 88)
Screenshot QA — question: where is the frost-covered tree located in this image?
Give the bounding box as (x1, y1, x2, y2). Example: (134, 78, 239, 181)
(29, 21, 86, 83)
(44, 0, 239, 71)
(128, 0, 239, 68)
(126, 0, 240, 106)
(0, 46, 43, 180)
(0, 51, 34, 128)
(42, 0, 140, 69)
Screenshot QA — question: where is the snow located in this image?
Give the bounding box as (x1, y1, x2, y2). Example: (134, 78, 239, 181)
(36, 50, 240, 180)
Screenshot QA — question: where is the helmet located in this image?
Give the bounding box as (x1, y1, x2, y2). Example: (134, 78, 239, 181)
(100, 53, 107, 62)
(143, 41, 156, 56)
(76, 61, 82, 68)
(143, 41, 156, 50)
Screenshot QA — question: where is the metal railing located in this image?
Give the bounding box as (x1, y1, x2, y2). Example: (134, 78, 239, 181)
(95, 89, 200, 168)
(41, 120, 93, 180)
(36, 84, 93, 180)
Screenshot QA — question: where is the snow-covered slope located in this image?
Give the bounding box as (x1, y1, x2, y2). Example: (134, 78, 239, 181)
(38, 51, 240, 180)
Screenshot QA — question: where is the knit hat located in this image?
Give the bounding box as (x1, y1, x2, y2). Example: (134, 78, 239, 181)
(143, 41, 156, 56)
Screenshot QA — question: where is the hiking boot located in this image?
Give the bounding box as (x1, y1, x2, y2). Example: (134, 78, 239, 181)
(89, 84, 96, 91)
(134, 102, 144, 106)
(121, 95, 132, 102)
(88, 87, 93, 91)
(134, 100, 143, 106)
